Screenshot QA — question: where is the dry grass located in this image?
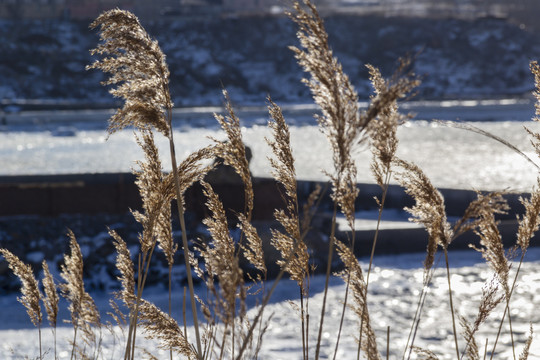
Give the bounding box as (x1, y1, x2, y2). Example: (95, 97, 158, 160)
(2, 1, 540, 359)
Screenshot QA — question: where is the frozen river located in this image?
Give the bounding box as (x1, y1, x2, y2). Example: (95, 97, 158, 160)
(0, 98, 539, 192)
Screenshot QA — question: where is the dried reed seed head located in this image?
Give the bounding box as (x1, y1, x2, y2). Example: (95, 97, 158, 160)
(271, 227, 309, 286)
(517, 179, 540, 251)
(335, 240, 381, 359)
(211, 90, 254, 214)
(330, 168, 360, 229)
(88, 9, 171, 136)
(290, 0, 363, 227)
(60, 230, 101, 331)
(412, 347, 440, 360)
(301, 184, 322, 234)
(163, 145, 217, 203)
(110, 229, 136, 306)
(237, 214, 267, 276)
(41, 260, 59, 328)
(519, 324, 534, 360)
(201, 181, 244, 318)
(394, 159, 453, 270)
(138, 299, 197, 358)
(366, 63, 406, 187)
(266, 97, 297, 202)
(470, 209, 511, 292)
(0, 249, 42, 327)
(474, 275, 504, 330)
(132, 129, 179, 257)
(459, 316, 479, 360)
(453, 192, 508, 240)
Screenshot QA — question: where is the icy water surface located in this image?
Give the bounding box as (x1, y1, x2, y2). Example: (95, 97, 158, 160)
(1, 118, 539, 192)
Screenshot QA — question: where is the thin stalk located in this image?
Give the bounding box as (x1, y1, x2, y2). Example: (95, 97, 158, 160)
(444, 248, 460, 359)
(166, 107, 203, 360)
(125, 226, 159, 359)
(386, 326, 390, 360)
(483, 339, 489, 360)
(218, 323, 229, 360)
(301, 287, 307, 360)
(507, 303, 516, 360)
(70, 324, 78, 360)
(169, 263, 173, 360)
(404, 268, 435, 360)
(356, 169, 391, 360)
(38, 325, 42, 360)
(53, 328, 57, 360)
(489, 252, 526, 359)
(131, 245, 158, 360)
(236, 224, 312, 360)
(183, 286, 188, 341)
(314, 204, 339, 360)
(366, 170, 391, 287)
(357, 327, 363, 360)
(332, 228, 356, 360)
(306, 278, 310, 360)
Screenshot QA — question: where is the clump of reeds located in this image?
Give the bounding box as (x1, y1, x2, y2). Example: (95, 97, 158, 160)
(3, 1, 540, 359)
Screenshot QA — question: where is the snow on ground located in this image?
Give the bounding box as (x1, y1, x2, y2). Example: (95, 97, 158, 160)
(2, 249, 540, 359)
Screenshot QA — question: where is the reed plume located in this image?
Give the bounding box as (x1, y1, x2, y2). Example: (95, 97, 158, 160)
(41, 260, 59, 329)
(200, 180, 245, 324)
(367, 60, 419, 189)
(110, 229, 136, 308)
(460, 276, 504, 360)
(60, 230, 101, 356)
(519, 325, 533, 360)
(237, 214, 266, 278)
(266, 98, 308, 286)
(469, 200, 511, 294)
(394, 159, 453, 271)
(138, 298, 197, 359)
(289, 0, 360, 227)
(211, 90, 254, 218)
(42, 260, 59, 359)
(0, 249, 42, 328)
(87, 9, 171, 137)
(0, 248, 44, 359)
(132, 129, 173, 255)
(516, 179, 540, 252)
(394, 158, 460, 357)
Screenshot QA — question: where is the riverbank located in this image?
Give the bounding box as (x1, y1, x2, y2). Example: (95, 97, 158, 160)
(0, 14, 539, 107)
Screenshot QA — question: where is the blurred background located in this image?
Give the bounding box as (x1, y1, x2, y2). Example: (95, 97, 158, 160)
(0, 0, 540, 109)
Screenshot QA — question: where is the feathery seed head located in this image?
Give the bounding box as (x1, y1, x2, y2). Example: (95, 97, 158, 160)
(516, 179, 540, 252)
(394, 159, 453, 271)
(138, 299, 198, 358)
(60, 230, 101, 342)
(201, 181, 244, 321)
(41, 260, 59, 329)
(0, 249, 42, 328)
(88, 9, 171, 136)
(211, 90, 254, 215)
(238, 214, 267, 277)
